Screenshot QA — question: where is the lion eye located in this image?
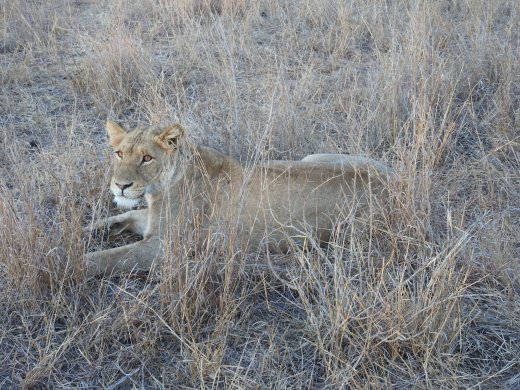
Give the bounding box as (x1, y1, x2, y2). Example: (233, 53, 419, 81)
(142, 155, 153, 163)
(116, 151, 124, 159)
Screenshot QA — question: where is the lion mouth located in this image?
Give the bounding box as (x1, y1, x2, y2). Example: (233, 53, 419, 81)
(110, 183, 145, 209)
(113, 195, 144, 209)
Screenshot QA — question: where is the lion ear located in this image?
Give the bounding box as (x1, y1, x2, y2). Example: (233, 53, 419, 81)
(156, 124, 185, 150)
(106, 120, 127, 147)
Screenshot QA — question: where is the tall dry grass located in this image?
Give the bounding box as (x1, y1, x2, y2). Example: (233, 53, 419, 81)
(1, 0, 519, 388)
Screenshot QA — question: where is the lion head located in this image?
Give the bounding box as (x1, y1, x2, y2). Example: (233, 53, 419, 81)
(105, 120, 185, 208)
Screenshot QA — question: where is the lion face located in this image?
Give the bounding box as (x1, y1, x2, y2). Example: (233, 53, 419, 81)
(105, 120, 185, 208)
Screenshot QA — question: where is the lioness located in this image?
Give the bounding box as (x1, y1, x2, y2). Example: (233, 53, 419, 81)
(85, 121, 393, 277)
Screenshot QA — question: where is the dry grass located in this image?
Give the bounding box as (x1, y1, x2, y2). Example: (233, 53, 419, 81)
(1, 0, 519, 388)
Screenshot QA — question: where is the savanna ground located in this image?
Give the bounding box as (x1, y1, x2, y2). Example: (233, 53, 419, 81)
(1, 0, 519, 388)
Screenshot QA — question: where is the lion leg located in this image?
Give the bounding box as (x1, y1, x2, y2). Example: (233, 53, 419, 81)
(86, 209, 149, 237)
(85, 237, 163, 278)
(301, 153, 340, 163)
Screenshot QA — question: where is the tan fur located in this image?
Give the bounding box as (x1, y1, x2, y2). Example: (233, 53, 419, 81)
(85, 121, 393, 277)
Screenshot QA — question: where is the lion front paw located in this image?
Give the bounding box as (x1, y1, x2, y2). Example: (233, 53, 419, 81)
(84, 217, 129, 238)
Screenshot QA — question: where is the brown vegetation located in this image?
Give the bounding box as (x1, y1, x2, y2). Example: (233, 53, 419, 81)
(1, 0, 519, 388)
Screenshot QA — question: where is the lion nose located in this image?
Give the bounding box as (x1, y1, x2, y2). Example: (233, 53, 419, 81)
(116, 182, 133, 191)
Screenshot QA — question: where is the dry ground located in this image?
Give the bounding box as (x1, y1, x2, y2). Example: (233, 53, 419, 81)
(1, 0, 519, 388)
